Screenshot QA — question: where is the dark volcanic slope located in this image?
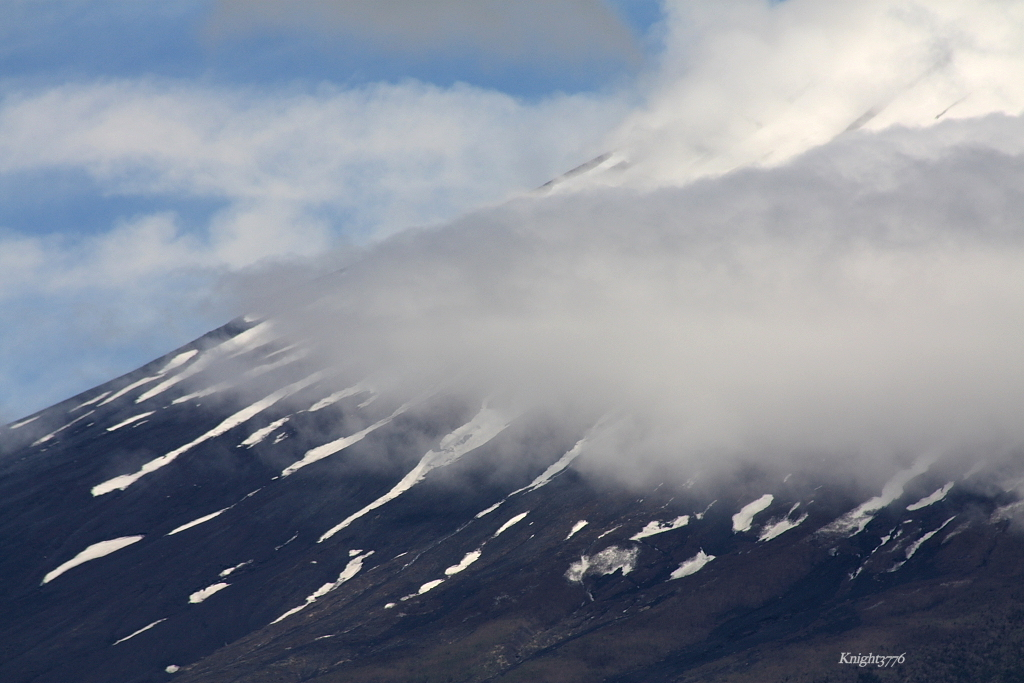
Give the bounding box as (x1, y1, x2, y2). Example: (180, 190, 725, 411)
(2, 320, 1024, 683)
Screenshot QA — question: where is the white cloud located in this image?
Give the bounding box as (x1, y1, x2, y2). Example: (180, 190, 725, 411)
(0, 75, 629, 419)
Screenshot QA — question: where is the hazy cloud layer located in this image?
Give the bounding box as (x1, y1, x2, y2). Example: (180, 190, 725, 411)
(207, 0, 640, 65)
(257, 113, 1024, 481)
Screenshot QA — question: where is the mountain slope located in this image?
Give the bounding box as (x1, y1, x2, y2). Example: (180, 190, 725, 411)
(2, 319, 1024, 683)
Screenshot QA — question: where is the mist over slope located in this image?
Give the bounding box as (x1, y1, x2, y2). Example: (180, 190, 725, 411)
(248, 0, 1024, 483)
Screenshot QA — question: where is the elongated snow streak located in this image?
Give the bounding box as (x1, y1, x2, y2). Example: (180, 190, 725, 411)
(240, 417, 289, 448)
(819, 455, 935, 537)
(92, 372, 324, 496)
(318, 407, 509, 543)
(106, 412, 155, 432)
(758, 511, 808, 542)
(476, 438, 586, 519)
(7, 415, 41, 429)
(670, 550, 715, 580)
(308, 384, 371, 412)
(445, 550, 482, 576)
(112, 618, 166, 646)
(889, 515, 957, 573)
(135, 323, 274, 404)
(42, 535, 144, 584)
(32, 410, 95, 446)
(167, 508, 229, 536)
(493, 512, 529, 538)
(188, 582, 229, 604)
(565, 520, 588, 540)
(271, 551, 374, 624)
(631, 515, 690, 541)
(98, 350, 198, 407)
(907, 482, 954, 511)
(732, 494, 774, 533)
(281, 404, 408, 477)
(72, 391, 110, 412)
(566, 545, 638, 583)
(220, 560, 251, 577)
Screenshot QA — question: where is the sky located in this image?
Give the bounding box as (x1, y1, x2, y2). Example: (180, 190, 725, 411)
(0, 0, 662, 422)
(3, 0, 1024, 482)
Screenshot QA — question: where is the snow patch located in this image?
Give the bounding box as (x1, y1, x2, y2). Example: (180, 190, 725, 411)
(493, 512, 529, 538)
(219, 560, 251, 578)
(282, 404, 405, 477)
(476, 439, 586, 519)
(566, 545, 638, 583)
(42, 535, 144, 584)
(907, 482, 954, 511)
(758, 511, 808, 542)
(72, 392, 110, 412)
(270, 551, 374, 624)
(168, 508, 229, 536)
(240, 417, 289, 448)
(189, 582, 229, 603)
(819, 455, 934, 537)
(106, 412, 155, 432)
(308, 384, 371, 412)
(318, 406, 509, 542)
(631, 515, 689, 541)
(32, 410, 94, 446)
(669, 550, 715, 580)
(112, 618, 166, 646)
(565, 520, 588, 540)
(445, 550, 482, 576)
(92, 372, 323, 496)
(732, 494, 774, 532)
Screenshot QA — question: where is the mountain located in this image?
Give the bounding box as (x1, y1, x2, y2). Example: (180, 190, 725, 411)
(3, 316, 1024, 683)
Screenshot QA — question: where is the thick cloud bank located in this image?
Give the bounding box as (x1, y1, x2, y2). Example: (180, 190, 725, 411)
(254, 0, 1024, 477)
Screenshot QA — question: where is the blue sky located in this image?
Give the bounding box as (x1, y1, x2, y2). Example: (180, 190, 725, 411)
(0, 0, 664, 422)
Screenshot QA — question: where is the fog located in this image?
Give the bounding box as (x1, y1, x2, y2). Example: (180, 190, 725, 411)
(244, 0, 1024, 481)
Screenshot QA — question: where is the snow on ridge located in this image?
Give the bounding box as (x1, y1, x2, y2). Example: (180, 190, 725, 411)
(240, 418, 290, 448)
(282, 403, 407, 478)
(92, 371, 324, 496)
(566, 546, 638, 584)
(732, 494, 774, 533)
(271, 551, 374, 624)
(167, 508, 229, 536)
(492, 512, 529, 538)
(106, 411, 155, 432)
(631, 515, 690, 541)
(669, 550, 715, 580)
(565, 520, 588, 540)
(318, 406, 510, 543)
(189, 582, 229, 604)
(819, 455, 935, 537)
(42, 535, 144, 584)
(444, 550, 482, 576)
(112, 618, 166, 646)
(907, 482, 954, 511)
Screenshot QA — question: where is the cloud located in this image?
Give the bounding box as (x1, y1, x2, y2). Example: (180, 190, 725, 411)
(206, 0, 640, 65)
(609, 0, 1024, 185)
(253, 113, 1024, 482)
(0, 76, 629, 420)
